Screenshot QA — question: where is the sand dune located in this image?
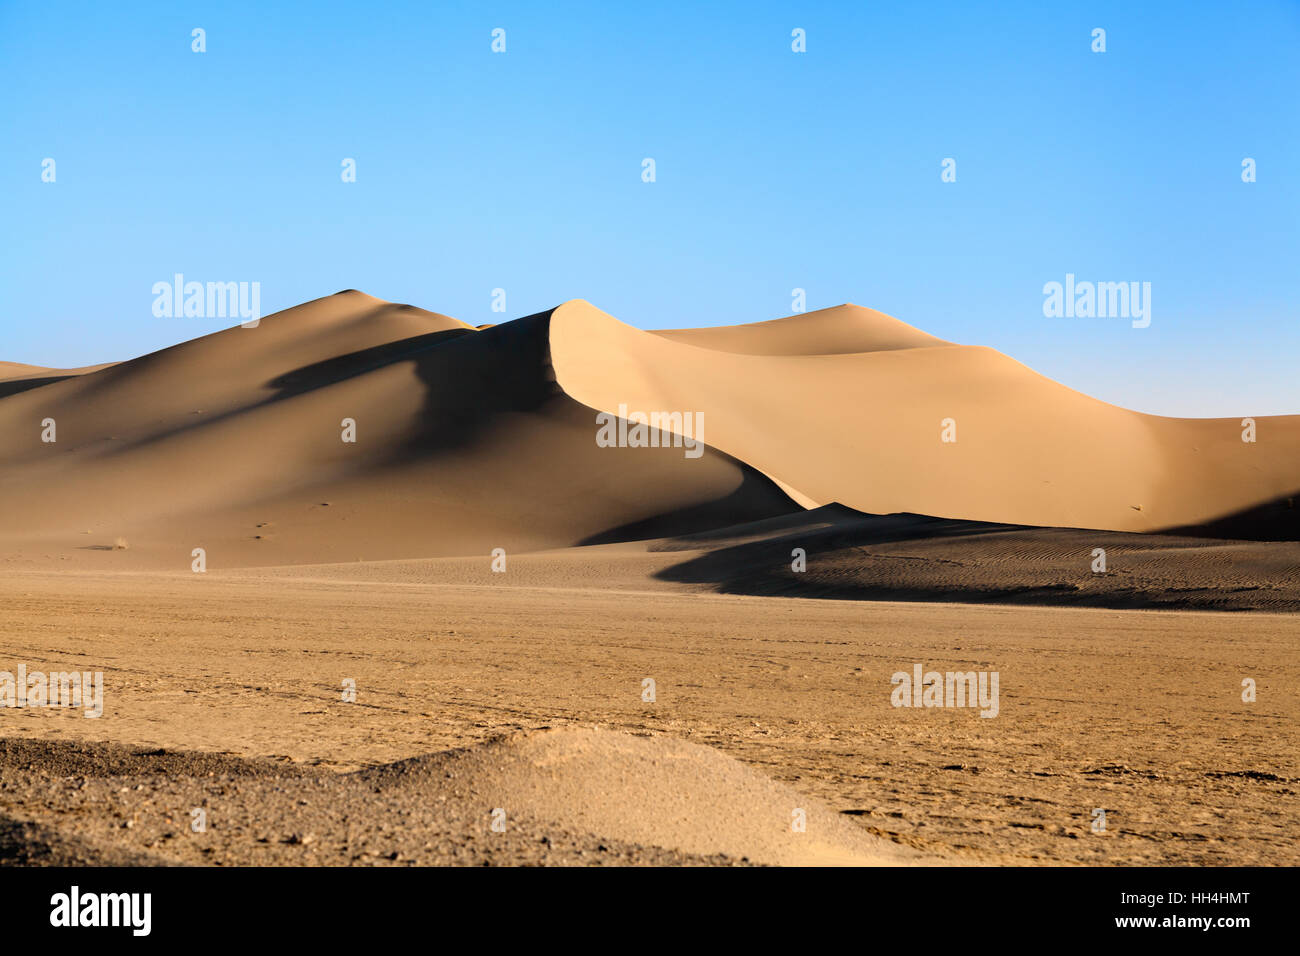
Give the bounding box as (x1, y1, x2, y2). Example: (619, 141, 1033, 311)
(0, 292, 793, 567)
(2, 291, 1296, 572)
(551, 300, 1300, 537)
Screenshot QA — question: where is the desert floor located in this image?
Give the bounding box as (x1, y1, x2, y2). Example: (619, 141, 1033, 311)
(1, 549, 1295, 866)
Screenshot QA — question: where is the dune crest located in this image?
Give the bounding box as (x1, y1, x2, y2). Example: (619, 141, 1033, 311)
(653, 303, 951, 355)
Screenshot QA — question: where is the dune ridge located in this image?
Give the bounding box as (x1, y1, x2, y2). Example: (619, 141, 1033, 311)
(0, 292, 794, 567)
(652, 303, 951, 355)
(1, 291, 1296, 571)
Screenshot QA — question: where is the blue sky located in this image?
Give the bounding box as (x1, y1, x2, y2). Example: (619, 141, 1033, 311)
(2, 0, 1297, 416)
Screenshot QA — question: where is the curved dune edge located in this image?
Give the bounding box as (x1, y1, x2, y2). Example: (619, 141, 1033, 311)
(652, 302, 952, 355)
(763, 473, 822, 509)
(550, 299, 1300, 535)
(0, 360, 118, 380)
(0, 291, 798, 567)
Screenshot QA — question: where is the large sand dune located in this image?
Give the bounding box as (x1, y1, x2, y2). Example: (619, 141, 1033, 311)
(2, 291, 1296, 571)
(551, 300, 1300, 536)
(0, 292, 793, 567)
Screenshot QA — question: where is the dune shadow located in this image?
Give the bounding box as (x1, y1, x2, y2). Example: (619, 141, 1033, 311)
(0, 375, 75, 399)
(577, 470, 800, 545)
(1159, 492, 1300, 542)
(82, 327, 476, 461)
(398, 310, 800, 539)
(651, 508, 1031, 588)
(267, 328, 473, 400)
(651, 504, 1300, 610)
(396, 309, 566, 460)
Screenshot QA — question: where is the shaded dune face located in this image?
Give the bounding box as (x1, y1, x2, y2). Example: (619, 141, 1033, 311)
(550, 300, 1300, 539)
(647, 505, 1300, 611)
(1, 291, 1296, 567)
(0, 361, 119, 399)
(0, 292, 795, 567)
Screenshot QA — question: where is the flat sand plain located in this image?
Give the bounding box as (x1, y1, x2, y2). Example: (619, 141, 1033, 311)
(1, 556, 1295, 866)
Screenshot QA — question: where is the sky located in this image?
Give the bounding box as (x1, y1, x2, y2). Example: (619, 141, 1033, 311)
(2, 0, 1297, 417)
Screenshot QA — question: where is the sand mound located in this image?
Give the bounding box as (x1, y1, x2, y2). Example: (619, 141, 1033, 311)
(361, 726, 910, 865)
(550, 300, 1300, 536)
(0, 730, 914, 866)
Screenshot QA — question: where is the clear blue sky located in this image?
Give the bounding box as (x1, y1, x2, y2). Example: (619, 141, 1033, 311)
(2, 0, 1297, 416)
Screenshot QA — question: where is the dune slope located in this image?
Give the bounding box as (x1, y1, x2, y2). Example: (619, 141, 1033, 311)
(551, 300, 1300, 537)
(0, 292, 794, 567)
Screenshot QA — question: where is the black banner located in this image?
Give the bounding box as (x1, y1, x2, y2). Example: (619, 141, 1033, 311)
(0, 865, 1283, 943)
